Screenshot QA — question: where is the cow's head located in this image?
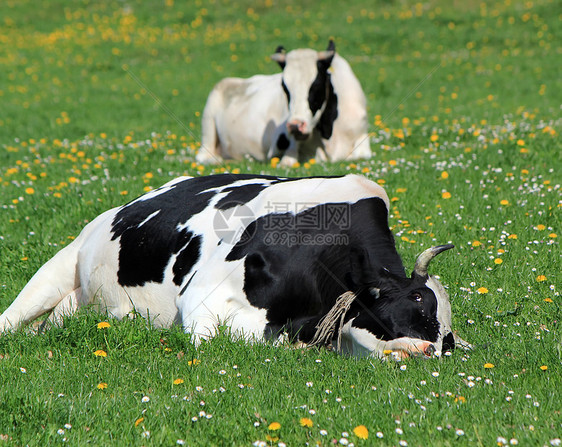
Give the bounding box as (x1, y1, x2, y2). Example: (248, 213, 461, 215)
(271, 40, 338, 142)
(341, 244, 468, 359)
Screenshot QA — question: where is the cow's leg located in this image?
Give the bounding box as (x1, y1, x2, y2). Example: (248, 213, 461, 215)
(0, 241, 81, 333)
(197, 90, 224, 164)
(44, 287, 82, 327)
(179, 261, 268, 344)
(349, 134, 371, 160)
(277, 146, 300, 167)
(384, 337, 436, 359)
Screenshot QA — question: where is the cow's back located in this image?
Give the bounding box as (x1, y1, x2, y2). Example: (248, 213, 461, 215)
(201, 74, 287, 161)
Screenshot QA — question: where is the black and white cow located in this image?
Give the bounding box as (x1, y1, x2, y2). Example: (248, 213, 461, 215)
(197, 41, 371, 167)
(0, 174, 468, 358)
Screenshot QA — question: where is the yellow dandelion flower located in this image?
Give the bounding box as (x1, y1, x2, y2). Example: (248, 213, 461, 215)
(173, 378, 184, 385)
(500, 199, 509, 206)
(441, 171, 449, 179)
(97, 322, 110, 329)
(25, 187, 35, 195)
(361, 167, 370, 173)
(270, 157, 280, 168)
(389, 159, 397, 167)
(97, 382, 108, 390)
(268, 422, 281, 431)
(484, 363, 494, 368)
(536, 224, 546, 231)
(472, 240, 482, 247)
(540, 365, 548, 371)
(299, 417, 313, 428)
(516, 139, 525, 146)
(508, 234, 517, 240)
(135, 417, 144, 427)
(353, 425, 369, 440)
(549, 233, 557, 238)
(187, 359, 201, 366)
(94, 350, 107, 357)
(494, 258, 503, 265)
(430, 134, 439, 142)
(544, 298, 553, 303)
(455, 396, 466, 403)
(442, 191, 452, 199)
(536, 275, 547, 282)
(477, 287, 489, 294)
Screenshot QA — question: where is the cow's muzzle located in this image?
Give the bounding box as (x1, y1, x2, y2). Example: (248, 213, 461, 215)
(287, 120, 309, 140)
(383, 339, 437, 360)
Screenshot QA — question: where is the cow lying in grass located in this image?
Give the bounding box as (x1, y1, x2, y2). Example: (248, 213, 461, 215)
(0, 174, 469, 358)
(198, 40, 371, 166)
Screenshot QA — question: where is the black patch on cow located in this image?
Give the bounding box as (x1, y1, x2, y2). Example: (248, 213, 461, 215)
(215, 184, 268, 210)
(281, 80, 290, 103)
(308, 66, 338, 140)
(111, 174, 279, 287)
(276, 133, 291, 151)
(308, 67, 329, 116)
(173, 234, 202, 286)
(317, 75, 338, 140)
(225, 197, 411, 341)
(442, 332, 455, 352)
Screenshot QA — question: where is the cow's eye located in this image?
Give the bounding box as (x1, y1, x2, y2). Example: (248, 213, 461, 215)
(411, 293, 423, 303)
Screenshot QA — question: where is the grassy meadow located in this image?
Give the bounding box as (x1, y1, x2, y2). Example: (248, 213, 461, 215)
(0, 0, 560, 445)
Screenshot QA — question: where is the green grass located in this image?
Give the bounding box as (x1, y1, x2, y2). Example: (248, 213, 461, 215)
(1, 0, 561, 445)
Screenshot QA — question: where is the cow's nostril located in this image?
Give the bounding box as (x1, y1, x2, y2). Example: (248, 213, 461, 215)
(424, 344, 436, 357)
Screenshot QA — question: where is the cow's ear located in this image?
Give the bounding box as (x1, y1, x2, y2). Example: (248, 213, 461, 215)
(317, 40, 336, 67)
(271, 46, 287, 69)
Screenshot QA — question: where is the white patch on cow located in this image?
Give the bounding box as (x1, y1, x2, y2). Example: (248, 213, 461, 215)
(137, 210, 161, 229)
(425, 275, 453, 351)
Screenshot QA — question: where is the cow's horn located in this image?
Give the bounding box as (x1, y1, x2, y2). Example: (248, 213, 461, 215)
(413, 244, 454, 277)
(318, 39, 336, 62)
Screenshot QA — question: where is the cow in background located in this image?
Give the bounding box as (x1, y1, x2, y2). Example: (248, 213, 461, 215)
(197, 40, 371, 166)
